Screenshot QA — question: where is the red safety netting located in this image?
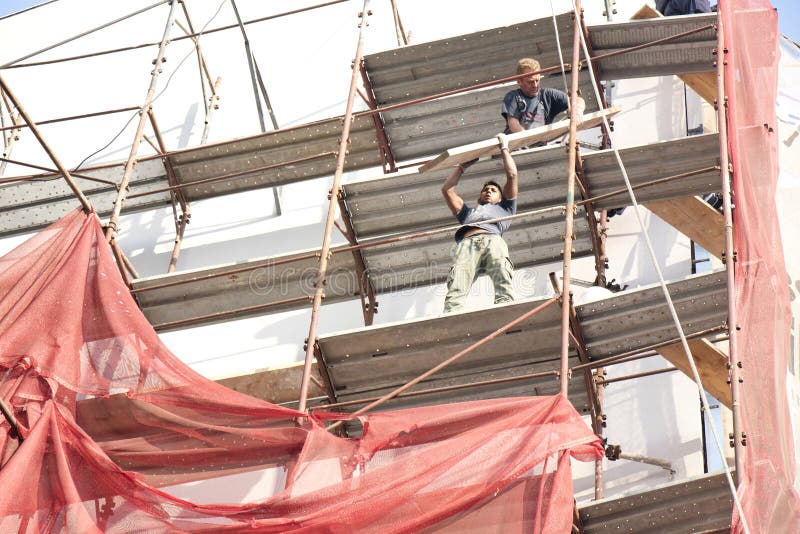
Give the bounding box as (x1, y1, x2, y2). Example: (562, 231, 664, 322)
(722, 1, 800, 531)
(0, 209, 602, 533)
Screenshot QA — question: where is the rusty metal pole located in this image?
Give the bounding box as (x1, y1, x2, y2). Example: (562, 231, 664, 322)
(0, 89, 23, 176)
(201, 77, 221, 145)
(168, 215, 187, 273)
(0, 77, 92, 212)
(104, 0, 180, 241)
(715, 13, 744, 482)
(559, 4, 584, 397)
(0, 396, 22, 442)
(298, 2, 371, 413)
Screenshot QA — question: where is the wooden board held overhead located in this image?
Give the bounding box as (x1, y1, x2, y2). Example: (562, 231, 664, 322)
(419, 106, 621, 173)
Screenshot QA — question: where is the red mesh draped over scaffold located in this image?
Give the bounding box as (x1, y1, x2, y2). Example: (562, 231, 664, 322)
(722, 1, 800, 531)
(0, 209, 602, 533)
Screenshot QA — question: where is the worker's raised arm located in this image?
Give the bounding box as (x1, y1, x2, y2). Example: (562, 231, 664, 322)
(496, 134, 518, 200)
(441, 165, 466, 216)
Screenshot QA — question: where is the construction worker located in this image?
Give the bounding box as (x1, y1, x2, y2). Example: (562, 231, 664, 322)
(440, 134, 518, 313)
(656, 0, 712, 16)
(502, 57, 585, 134)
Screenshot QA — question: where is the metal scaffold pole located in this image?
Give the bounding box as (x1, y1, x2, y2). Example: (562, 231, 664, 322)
(714, 11, 745, 482)
(104, 0, 180, 242)
(298, 1, 371, 413)
(559, 1, 584, 397)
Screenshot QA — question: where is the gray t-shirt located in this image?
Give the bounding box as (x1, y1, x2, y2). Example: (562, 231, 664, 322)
(454, 198, 517, 242)
(502, 87, 570, 134)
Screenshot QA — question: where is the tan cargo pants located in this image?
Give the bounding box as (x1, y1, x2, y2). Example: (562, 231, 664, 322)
(443, 233, 514, 313)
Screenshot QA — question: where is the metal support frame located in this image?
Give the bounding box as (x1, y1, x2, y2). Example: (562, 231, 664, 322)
(0, 6, 743, 518)
(597, 366, 678, 386)
(4, 1, 351, 70)
(298, 3, 371, 413)
(175, 2, 222, 146)
(389, 0, 409, 46)
(336, 196, 378, 326)
(0, 76, 92, 212)
(312, 343, 339, 404)
(104, 0, 180, 241)
(313, 368, 560, 411)
(574, 150, 608, 288)
(571, 326, 727, 372)
(0, 105, 141, 134)
(550, 271, 604, 498)
(201, 77, 222, 145)
(559, 4, 584, 397)
(0, 158, 118, 186)
(714, 15, 744, 481)
(168, 214, 188, 274)
(358, 61, 397, 173)
(110, 238, 133, 287)
(146, 109, 191, 273)
(229, 0, 282, 216)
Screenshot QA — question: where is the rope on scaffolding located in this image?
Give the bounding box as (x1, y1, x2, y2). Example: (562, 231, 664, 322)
(548, 0, 571, 100)
(569, 2, 749, 531)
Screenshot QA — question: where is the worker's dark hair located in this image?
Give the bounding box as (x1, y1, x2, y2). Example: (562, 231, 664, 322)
(482, 180, 505, 199)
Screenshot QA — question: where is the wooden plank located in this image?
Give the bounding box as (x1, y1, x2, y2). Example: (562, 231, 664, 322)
(215, 361, 327, 404)
(419, 106, 621, 173)
(657, 338, 731, 408)
(630, 4, 664, 20)
(631, 4, 717, 105)
(644, 196, 724, 259)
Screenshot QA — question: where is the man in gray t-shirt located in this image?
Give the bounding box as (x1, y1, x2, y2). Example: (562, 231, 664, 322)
(440, 134, 518, 313)
(502, 57, 585, 135)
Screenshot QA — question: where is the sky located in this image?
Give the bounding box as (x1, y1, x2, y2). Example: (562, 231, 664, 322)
(0, 0, 797, 41)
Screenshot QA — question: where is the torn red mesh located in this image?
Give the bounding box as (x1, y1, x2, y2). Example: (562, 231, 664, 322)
(0, 209, 602, 532)
(722, 1, 800, 531)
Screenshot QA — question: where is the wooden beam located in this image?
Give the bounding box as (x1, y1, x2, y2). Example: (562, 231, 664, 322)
(216, 361, 326, 404)
(644, 196, 724, 259)
(656, 338, 731, 409)
(631, 4, 717, 105)
(419, 106, 621, 173)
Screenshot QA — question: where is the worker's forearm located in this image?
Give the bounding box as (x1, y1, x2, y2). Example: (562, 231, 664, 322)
(506, 117, 524, 133)
(441, 167, 463, 193)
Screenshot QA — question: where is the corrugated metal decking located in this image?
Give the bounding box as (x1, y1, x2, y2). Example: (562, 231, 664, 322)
(583, 132, 721, 210)
(133, 248, 359, 331)
(589, 13, 717, 79)
(363, 14, 601, 162)
(577, 270, 727, 360)
(168, 115, 382, 201)
(0, 159, 170, 237)
(578, 471, 732, 533)
(316, 271, 725, 414)
(0, 116, 382, 236)
(316, 295, 589, 414)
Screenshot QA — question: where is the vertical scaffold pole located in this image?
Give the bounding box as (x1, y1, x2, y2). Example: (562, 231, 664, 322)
(298, 2, 371, 412)
(104, 0, 179, 242)
(715, 11, 744, 482)
(559, 2, 584, 397)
